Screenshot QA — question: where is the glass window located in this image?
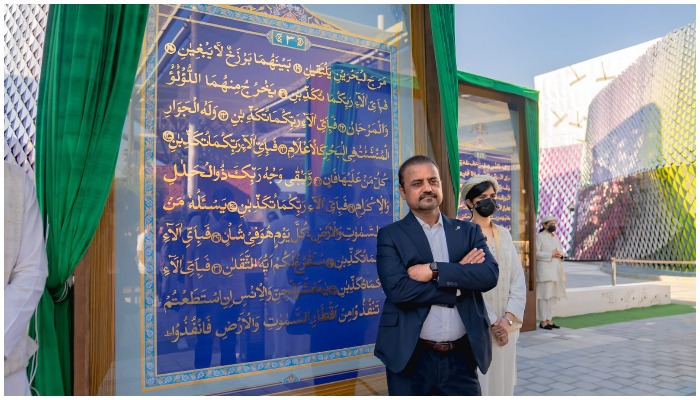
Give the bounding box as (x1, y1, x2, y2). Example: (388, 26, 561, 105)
(113, 4, 422, 395)
(456, 86, 531, 286)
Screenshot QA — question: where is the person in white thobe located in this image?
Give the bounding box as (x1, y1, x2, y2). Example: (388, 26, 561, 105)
(4, 162, 49, 396)
(535, 215, 567, 329)
(461, 175, 526, 396)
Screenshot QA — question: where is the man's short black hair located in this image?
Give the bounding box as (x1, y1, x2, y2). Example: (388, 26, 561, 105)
(398, 155, 438, 187)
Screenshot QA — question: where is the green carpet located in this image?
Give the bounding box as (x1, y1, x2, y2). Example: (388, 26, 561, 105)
(553, 304, 696, 329)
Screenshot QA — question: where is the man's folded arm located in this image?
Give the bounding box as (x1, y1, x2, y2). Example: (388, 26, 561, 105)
(436, 231, 499, 292)
(376, 230, 456, 307)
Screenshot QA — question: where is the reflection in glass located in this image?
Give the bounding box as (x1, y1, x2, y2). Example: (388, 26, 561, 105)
(114, 4, 418, 396)
(456, 92, 529, 284)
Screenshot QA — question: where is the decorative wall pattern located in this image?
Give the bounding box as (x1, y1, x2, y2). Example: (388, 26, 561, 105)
(571, 23, 696, 265)
(3, 4, 48, 174)
(536, 143, 585, 255)
(235, 4, 342, 30)
(534, 32, 657, 258)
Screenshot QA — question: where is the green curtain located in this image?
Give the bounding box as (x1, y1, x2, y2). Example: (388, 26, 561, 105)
(456, 71, 540, 211)
(524, 97, 539, 210)
(32, 4, 148, 395)
(428, 4, 460, 208)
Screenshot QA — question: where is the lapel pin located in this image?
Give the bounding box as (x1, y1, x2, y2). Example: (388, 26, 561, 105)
(456, 226, 460, 230)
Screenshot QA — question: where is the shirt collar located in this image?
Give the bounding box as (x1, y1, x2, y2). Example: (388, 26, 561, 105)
(414, 212, 443, 229)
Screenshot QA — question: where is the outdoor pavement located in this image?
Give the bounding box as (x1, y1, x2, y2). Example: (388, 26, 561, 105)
(513, 261, 696, 396)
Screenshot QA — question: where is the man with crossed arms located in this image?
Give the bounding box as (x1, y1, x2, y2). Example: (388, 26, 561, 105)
(375, 155, 499, 395)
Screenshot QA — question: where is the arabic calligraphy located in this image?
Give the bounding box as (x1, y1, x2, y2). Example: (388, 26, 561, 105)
(154, 27, 394, 368)
(161, 99, 389, 136)
(166, 42, 389, 87)
(163, 298, 383, 343)
(162, 220, 379, 248)
(161, 131, 390, 161)
(162, 162, 389, 189)
(459, 159, 512, 172)
(161, 247, 378, 278)
(162, 276, 382, 313)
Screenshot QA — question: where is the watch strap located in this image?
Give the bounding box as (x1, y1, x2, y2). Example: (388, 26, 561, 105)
(429, 262, 438, 280)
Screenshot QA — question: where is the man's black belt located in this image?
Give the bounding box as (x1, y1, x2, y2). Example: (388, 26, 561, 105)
(419, 336, 466, 353)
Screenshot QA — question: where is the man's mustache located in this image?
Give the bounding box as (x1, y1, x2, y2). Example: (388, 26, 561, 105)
(420, 193, 437, 200)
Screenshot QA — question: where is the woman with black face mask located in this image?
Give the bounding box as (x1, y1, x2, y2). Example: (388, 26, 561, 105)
(535, 215, 567, 330)
(461, 175, 526, 396)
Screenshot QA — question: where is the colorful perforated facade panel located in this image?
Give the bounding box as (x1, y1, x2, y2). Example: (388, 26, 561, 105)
(537, 143, 585, 255)
(571, 23, 696, 263)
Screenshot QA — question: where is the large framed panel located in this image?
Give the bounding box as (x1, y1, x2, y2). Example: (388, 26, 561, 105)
(456, 84, 537, 331)
(113, 4, 417, 395)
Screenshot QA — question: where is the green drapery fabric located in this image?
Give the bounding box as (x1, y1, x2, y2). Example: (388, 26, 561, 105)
(33, 4, 148, 395)
(428, 4, 460, 207)
(524, 97, 539, 211)
(456, 71, 540, 210)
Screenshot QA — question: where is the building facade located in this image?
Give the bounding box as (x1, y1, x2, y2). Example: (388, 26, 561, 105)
(535, 24, 695, 265)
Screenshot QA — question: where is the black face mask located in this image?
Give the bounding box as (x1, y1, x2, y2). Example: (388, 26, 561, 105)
(474, 198, 497, 217)
(547, 225, 556, 233)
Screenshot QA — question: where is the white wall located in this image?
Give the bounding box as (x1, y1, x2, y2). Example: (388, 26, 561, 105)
(535, 39, 659, 149)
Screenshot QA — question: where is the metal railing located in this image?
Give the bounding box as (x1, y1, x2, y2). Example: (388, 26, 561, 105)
(610, 258, 697, 286)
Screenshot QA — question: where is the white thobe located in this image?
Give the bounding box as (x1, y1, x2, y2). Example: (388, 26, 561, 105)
(535, 231, 567, 301)
(4, 163, 48, 396)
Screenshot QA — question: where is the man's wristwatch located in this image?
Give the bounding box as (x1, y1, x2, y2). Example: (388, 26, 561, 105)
(429, 262, 438, 280)
(504, 315, 513, 326)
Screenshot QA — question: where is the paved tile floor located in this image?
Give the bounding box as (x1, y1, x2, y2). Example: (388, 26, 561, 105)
(514, 313, 696, 396)
(514, 261, 696, 396)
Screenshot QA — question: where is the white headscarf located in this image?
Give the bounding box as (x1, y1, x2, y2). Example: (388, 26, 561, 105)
(460, 174, 499, 204)
(541, 215, 557, 224)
